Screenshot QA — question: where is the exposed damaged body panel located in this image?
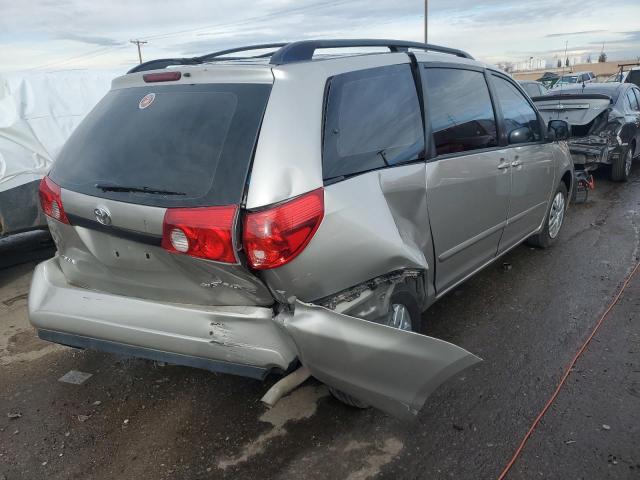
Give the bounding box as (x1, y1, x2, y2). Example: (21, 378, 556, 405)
(317, 269, 423, 320)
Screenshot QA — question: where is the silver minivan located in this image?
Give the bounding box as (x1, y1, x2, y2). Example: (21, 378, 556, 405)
(30, 40, 573, 418)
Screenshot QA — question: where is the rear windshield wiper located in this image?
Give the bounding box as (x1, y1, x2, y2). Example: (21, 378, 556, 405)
(95, 183, 186, 196)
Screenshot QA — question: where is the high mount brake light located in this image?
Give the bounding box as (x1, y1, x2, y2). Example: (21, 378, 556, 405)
(243, 188, 324, 270)
(38, 176, 69, 224)
(161, 206, 238, 263)
(143, 72, 182, 83)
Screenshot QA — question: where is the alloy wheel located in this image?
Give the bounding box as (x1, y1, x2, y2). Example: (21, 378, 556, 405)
(624, 149, 633, 177)
(386, 303, 412, 331)
(548, 191, 565, 239)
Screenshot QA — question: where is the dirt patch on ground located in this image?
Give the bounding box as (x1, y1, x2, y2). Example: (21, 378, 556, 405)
(6, 329, 49, 355)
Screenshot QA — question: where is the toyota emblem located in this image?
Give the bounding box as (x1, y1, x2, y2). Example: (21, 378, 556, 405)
(94, 207, 112, 226)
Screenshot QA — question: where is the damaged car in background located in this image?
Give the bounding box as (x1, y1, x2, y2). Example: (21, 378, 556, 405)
(29, 39, 573, 418)
(0, 71, 113, 237)
(533, 83, 640, 182)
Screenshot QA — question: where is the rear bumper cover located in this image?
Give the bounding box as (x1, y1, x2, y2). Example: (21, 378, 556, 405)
(28, 258, 298, 380)
(29, 257, 481, 418)
(568, 140, 618, 166)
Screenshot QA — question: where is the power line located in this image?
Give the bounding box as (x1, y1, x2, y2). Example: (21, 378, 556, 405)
(424, 0, 428, 43)
(141, 0, 353, 41)
(130, 39, 148, 64)
(28, 45, 120, 71)
(27, 0, 369, 71)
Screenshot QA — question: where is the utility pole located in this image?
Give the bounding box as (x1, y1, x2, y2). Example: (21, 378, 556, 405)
(424, 0, 428, 43)
(130, 39, 148, 64)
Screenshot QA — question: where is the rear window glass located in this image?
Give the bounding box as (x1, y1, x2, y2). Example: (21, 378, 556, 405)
(322, 64, 424, 181)
(51, 83, 271, 207)
(424, 68, 497, 155)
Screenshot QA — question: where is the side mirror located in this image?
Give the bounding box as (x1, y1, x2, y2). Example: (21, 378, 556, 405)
(548, 120, 570, 141)
(508, 126, 532, 144)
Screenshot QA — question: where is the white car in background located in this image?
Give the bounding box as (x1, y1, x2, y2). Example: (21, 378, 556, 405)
(551, 71, 597, 89)
(605, 66, 640, 88)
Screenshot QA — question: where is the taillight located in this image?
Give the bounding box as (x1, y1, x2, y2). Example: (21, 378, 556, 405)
(161, 206, 237, 263)
(243, 188, 324, 270)
(38, 176, 69, 224)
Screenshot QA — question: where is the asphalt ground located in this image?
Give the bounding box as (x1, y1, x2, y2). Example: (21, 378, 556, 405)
(1, 168, 639, 479)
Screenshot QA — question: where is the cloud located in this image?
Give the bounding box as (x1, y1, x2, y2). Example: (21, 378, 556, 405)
(0, 0, 638, 71)
(55, 32, 125, 47)
(546, 30, 606, 38)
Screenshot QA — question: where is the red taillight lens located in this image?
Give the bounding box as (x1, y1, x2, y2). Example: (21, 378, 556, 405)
(161, 206, 237, 263)
(38, 176, 69, 224)
(143, 72, 182, 82)
(243, 188, 324, 270)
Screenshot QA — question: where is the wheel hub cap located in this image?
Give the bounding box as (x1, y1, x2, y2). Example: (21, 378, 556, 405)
(625, 150, 632, 176)
(386, 304, 412, 331)
(548, 192, 565, 239)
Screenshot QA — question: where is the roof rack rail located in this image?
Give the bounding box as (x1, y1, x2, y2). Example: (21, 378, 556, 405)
(127, 43, 288, 73)
(269, 39, 474, 64)
(126, 39, 474, 74)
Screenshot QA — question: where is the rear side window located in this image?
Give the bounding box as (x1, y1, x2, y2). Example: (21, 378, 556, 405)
(491, 75, 542, 143)
(322, 64, 424, 180)
(626, 89, 640, 111)
(424, 68, 497, 155)
(628, 70, 640, 87)
(51, 83, 271, 207)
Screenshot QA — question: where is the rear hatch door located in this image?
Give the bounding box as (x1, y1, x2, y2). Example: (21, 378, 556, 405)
(49, 74, 274, 306)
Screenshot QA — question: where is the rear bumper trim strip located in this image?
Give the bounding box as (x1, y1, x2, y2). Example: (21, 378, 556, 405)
(38, 329, 269, 379)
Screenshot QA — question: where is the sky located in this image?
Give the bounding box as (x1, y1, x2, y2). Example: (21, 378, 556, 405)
(1, 0, 639, 73)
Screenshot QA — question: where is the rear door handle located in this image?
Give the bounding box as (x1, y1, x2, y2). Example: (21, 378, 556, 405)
(511, 160, 523, 167)
(498, 161, 511, 170)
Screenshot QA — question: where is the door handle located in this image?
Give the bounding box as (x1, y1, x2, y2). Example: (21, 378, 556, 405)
(511, 160, 523, 167)
(498, 160, 511, 170)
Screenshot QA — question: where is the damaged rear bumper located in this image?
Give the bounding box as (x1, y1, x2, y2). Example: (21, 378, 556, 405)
(30, 257, 481, 417)
(568, 139, 620, 168)
(29, 258, 299, 379)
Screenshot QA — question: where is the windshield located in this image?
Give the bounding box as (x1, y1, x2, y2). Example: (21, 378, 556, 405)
(51, 83, 271, 207)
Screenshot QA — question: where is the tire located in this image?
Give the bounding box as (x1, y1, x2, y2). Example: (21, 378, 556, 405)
(329, 284, 421, 409)
(328, 387, 370, 409)
(527, 183, 568, 248)
(611, 146, 632, 182)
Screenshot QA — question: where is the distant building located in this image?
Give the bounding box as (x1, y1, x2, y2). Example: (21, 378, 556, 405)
(512, 57, 547, 72)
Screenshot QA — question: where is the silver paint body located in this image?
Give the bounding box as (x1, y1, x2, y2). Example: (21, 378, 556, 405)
(29, 50, 573, 417)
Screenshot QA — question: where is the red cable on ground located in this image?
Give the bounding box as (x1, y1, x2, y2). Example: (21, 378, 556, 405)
(497, 260, 640, 480)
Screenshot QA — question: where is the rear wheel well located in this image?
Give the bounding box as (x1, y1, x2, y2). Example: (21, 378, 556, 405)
(561, 171, 572, 196)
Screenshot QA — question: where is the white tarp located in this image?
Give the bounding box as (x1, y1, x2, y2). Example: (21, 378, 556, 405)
(0, 71, 116, 193)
